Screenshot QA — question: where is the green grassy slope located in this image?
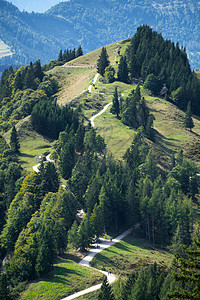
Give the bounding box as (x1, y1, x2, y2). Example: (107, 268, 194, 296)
(4, 117, 52, 173)
(90, 235, 172, 278)
(20, 255, 103, 300)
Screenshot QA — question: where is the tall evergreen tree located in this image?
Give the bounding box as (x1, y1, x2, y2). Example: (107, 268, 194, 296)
(10, 125, 20, 153)
(117, 56, 128, 83)
(98, 276, 115, 300)
(59, 141, 75, 180)
(76, 45, 83, 57)
(58, 50, 63, 61)
(97, 47, 110, 76)
(184, 101, 194, 131)
(110, 87, 120, 117)
(169, 231, 200, 299)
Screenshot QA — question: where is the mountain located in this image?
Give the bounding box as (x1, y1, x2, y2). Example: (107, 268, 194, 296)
(0, 0, 200, 70)
(1, 26, 200, 299)
(9, 0, 63, 13)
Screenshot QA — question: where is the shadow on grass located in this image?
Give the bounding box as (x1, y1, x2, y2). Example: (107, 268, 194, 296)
(19, 152, 35, 158)
(154, 130, 176, 156)
(45, 265, 81, 284)
(61, 253, 81, 264)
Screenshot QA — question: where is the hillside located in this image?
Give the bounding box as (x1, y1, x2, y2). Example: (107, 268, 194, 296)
(0, 0, 200, 70)
(1, 28, 200, 300)
(47, 39, 200, 169)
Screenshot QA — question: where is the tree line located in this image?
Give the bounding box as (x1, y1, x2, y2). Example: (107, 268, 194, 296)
(0, 61, 58, 133)
(97, 25, 200, 117)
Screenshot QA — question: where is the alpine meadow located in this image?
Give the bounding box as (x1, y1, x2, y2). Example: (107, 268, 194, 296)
(0, 7, 200, 300)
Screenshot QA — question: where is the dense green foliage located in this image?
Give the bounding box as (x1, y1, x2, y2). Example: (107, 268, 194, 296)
(1, 0, 200, 70)
(169, 230, 200, 299)
(126, 25, 200, 114)
(112, 262, 175, 300)
(31, 99, 79, 139)
(10, 126, 20, 153)
(0, 62, 59, 133)
(0, 139, 22, 243)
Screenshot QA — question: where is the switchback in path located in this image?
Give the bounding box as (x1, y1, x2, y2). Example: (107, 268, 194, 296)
(62, 228, 132, 300)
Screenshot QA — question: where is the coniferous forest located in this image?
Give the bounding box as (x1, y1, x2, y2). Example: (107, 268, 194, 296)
(0, 26, 200, 299)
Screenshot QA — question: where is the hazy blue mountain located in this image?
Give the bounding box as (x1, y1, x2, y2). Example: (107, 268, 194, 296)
(9, 0, 63, 13)
(1, 0, 200, 69)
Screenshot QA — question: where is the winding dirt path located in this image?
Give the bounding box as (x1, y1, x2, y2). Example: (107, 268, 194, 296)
(62, 228, 132, 300)
(88, 73, 100, 93)
(90, 102, 112, 127)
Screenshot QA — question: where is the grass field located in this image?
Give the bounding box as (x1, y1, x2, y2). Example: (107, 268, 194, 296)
(20, 255, 103, 300)
(143, 88, 200, 167)
(90, 235, 173, 278)
(49, 66, 96, 105)
(4, 117, 52, 173)
(49, 39, 131, 106)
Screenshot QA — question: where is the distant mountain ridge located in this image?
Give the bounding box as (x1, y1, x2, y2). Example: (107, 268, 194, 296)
(0, 0, 200, 69)
(10, 0, 62, 13)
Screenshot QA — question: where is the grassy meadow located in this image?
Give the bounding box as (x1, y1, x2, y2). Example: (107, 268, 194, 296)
(4, 117, 52, 173)
(49, 39, 131, 106)
(90, 235, 173, 278)
(20, 255, 103, 300)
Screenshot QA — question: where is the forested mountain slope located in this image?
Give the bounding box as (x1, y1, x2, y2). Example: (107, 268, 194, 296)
(0, 0, 200, 71)
(1, 26, 200, 299)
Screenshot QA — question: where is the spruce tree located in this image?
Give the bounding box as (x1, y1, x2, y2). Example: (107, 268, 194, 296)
(184, 101, 194, 131)
(169, 232, 200, 299)
(98, 276, 115, 300)
(110, 87, 120, 117)
(76, 45, 83, 57)
(97, 47, 110, 76)
(117, 56, 128, 83)
(10, 126, 20, 153)
(58, 49, 63, 61)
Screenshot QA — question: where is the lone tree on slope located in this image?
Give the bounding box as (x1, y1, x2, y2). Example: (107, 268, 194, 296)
(10, 125, 20, 153)
(97, 47, 110, 76)
(110, 87, 120, 117)
(98, 276, 115, 300)
(184, 101, 194, 131)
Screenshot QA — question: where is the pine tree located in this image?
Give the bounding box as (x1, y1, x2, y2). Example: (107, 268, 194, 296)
(59, 141, 75, 179)
(110, 87, 120, 117)
(104, 65, 115, 83)
(68, 220, 79, 249)
(33, 60, 44, 81)
(98, 276, 115, 300)
(90, 203, 104, 239)
(58, 50, 63, 61)
(117, 56, 128, 83)
(169, 231, 200, 299)
(184, 101, 194, 131)
(76, 45, 83, 57)
(75, 124, 85, 153)
(97, 47, 110, 76)
(10, 126, 20, 153)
